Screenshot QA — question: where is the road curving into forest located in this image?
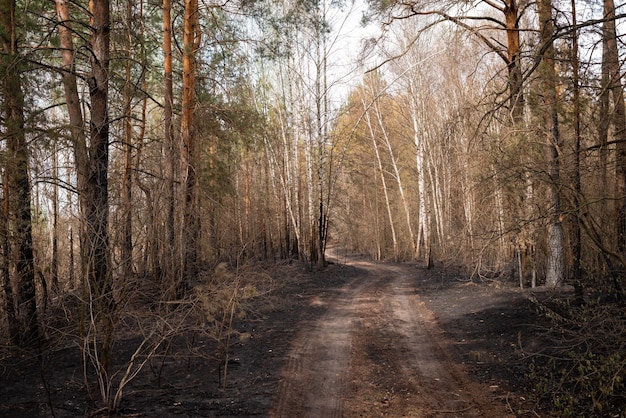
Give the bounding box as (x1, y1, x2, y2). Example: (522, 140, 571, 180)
(270, 258, 515, 418)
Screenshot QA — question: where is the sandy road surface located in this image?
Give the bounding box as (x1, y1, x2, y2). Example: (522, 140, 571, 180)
(270, 259, 514, 418)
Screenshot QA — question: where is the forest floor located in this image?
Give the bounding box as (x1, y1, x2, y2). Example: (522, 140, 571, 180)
(0, 251, 563, 417)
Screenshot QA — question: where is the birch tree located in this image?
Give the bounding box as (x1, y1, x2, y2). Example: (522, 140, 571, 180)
(361, 94, 398, 260)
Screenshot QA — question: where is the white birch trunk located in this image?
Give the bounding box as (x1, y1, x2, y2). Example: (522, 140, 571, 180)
(363, 98, 398, 260)
(373, 98, 416, 257)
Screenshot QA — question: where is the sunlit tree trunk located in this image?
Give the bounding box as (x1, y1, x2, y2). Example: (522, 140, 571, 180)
(408, 85, 432, 266)
(372, 91, 416, 257)
(537, 0, 564, 287)
(363, 98, 398, 260)
(504, 0, 524, 123)
(305, 132, 317, 266)
(54, 0, 89, 287)
(181, 0, 201, 288)
(0, 0, 38, 347)
(163, 0, 177, 292)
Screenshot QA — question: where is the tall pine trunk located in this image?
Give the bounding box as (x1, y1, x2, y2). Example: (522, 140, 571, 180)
(54, 0, 89, 287)
(570, 0, 583, 300)
(504, 0, 524, 123)
(603, 0, 626, 297)
(121, 0, 134, 280)
(86, 0, 113, 374)
(0, 0, 38, 347)
(181, 0, 201, 289)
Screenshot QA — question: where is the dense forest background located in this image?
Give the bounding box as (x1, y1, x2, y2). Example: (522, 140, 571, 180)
(2, 0, 626, 413)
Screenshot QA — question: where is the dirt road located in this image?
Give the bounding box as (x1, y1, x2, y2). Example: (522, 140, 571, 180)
(0, 256, 530, 417)
(271, 259, 514, 417)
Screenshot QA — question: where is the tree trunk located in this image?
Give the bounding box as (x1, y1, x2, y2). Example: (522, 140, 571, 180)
(121, 0, 134, 280)
(181, 0, 201, 289)
(537, 0, 564, 287)
(409, 86, 431, 265)
(504, 0, 524, 123)
(363, 97, 398, 260)
(570, 0, 583, 300)
(52, 141, 59, 293)
(163, 0, 177, 294)
(373, 92, 416, 257)
(0, 0, 39, 347)
(87, 0, 113, 373)
(603, 0, 626, 297)
(1, 175, 18, 345)
(54, 0, 89, 287)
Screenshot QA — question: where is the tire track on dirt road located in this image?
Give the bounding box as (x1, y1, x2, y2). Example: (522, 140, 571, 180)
(271, 270, 369, 418)
(271, 259, 513, 417)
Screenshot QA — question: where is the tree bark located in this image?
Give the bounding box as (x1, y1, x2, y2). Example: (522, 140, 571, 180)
(602, 0, 626, 297)
(504, 0, 524, 123)
(373, 91, 416, 258)
(0, 0, 39, 347)
(409, 83, 431, 266)
(570, 0, 583, 300)
(122, 0, 134, 279)
(163, 0, 177, 293)
(1, 179, 18, 344)
(54, 0, 89, 286)
(181, 0, 201, 288)
(537, 0, 564, 287)
(362, 97, 398, 260)
(86, 0, 113, 374)
(52, 141, 59, 293)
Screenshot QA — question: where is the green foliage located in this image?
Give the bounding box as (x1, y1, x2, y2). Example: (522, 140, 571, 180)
(526, 297, 626, 417)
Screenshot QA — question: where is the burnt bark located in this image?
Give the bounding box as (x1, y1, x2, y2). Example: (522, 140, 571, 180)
(0, 0, 39, 346)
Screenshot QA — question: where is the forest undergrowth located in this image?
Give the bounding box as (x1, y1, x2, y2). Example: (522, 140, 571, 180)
(522, 290, 626, 417)
(2, 259, 626, 417)
(0, 261, 282, 416)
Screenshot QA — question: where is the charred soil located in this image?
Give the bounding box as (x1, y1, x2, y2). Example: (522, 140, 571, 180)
(0, 254, 556, 417)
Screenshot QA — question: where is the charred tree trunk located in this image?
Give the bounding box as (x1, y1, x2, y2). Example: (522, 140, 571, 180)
(86, 0, 113, 373)
(0, 0, 38, 347)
